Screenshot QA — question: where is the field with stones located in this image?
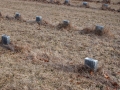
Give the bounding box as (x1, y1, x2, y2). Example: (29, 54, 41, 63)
(0, 0, 120, 90)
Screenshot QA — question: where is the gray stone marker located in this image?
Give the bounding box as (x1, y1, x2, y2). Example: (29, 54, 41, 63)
(64, 0, 70, 4)
(104, 4, 108, 7)
(63, 20, 70, 25)
(95, 25, 104, 31)
(36, 16, 42, 22)
(83, 2, 88, 6)
(85, 57, 98, 71)
(1, 35, 10, 45)
(15, 12, 21, 19)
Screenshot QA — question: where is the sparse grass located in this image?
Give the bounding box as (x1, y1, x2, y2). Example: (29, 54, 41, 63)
(0, 0, 120, 90)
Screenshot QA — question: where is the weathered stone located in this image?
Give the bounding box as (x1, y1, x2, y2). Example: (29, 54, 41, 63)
(1, 35, 10, 45)
(85, 57, 98, 71)
(36, 16, 42, 22)
(63, 20, 70, 25)
(95, 25, 104, 31)
(15, 12, 21, 19)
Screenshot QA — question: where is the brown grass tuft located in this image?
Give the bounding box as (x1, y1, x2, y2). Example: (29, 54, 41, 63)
(94, 28, 105, 36)
(37, 20, 54, 27)
(55, 1, 62, 5)
(94, 27, 113, 37)
(6, 15, 26, 22)
(0, 12, 2, 17)
(117, 2, 120, 4)
(0, 41, 31, 53)
(80, 27, 94, 34)
(63, 1, 70, 6)
(57, 22, 77, 31)
(117, 8, 120, 12)
(80, 3, 90, 8)
(102, 0, 111, 4)
(25, 51, 50, 64)
(80, 26, 113, 37)
(101, 4, 109, 10)
(80, 25, 95, 34)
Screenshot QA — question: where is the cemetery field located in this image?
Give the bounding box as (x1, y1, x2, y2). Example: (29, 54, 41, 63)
(0, 0, 120, 90)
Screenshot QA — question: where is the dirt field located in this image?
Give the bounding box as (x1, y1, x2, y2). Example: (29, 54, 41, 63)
(0, 0, 120, 90)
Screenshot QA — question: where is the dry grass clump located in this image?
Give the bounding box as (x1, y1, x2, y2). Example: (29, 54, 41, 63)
(80, 2, 90, 8)
(48, 0, 61, 5)
(94, 27, 109, 36)
(80, 26, 112, 36)
(0, 12, 2, 17)
(31, 53, 50, 64)
(26, 19, 54, 28)
(0, 41, 31, 53)
(117, 2, 120, 4)
(101, 4, 109, 10)
(117, 8, 120, 12)
(57, 21, 77, 31)
(37, 20, 54, 28)
(74, 0, 92, 2)
(82, 0, 92, 2)
(107, 8, 116, 12)
(37, 20, 48, 25)
(6, 15, 25, 22)
(80, 26, 94, 34)
(0, 12, 4, 19)
(102, 0, 111, 4)
(57, 23, 71, 30)
(101, 4, 116, 12)
(52, 1, 62, 5)
(63, 0, 70, 6)
(29, 0, 47, 2)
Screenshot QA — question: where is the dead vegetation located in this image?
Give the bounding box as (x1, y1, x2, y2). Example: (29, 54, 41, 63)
(6, 14, 26, 22)
(101, 4, 109, 10)
(80, 2, 90, 8)
(63, 0, 70, 5)
(0, 12, 2, 17)
(57, 21, 71, 30)
(48, 0, 62, 5)
(0, 0, 120, 90)
(56, 21, 78, 31)
(80, 26, 113, 36)
(117, 8, 120, 12)
(0, 41, 31, 53)
(117, 2, 120, 4)
(102, 0, 111, 4)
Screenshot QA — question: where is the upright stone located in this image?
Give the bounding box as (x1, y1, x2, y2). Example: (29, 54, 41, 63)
(64, 0, 70, 4)
(85, 57, 98, 71)
(15, 12, 21, 19)
(102, 4, 109, 10)
(95, 25, 104, 31)
(63, 20, 70, 25)
(36, 16, 42, 22)
(83, 2, 88, 6)
(1, 35, 10, 45)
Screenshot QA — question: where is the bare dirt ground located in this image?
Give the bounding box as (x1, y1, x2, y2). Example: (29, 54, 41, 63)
(0, 0, 120, 90)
